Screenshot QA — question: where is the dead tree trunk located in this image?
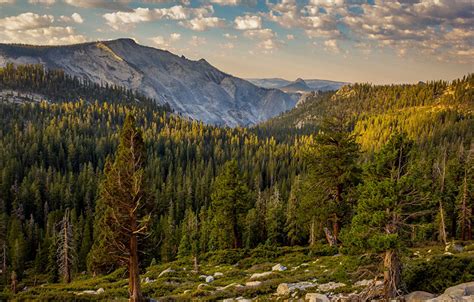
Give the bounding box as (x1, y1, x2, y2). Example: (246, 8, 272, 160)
(323, 227, 337, 246)
(309, 217, 316, 247)
(460, 172, 472, 241)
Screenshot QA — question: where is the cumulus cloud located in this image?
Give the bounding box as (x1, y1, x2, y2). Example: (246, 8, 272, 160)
(265, 0, 473, 63)
(149, 32, 181, 49)
(243, 28, 275, 40)
(60, 13, 84, 24)
(234, 15, 261, 30)
(180, 17, 226, 31)
(0, 0, 15, 3)
(103, 5, 214, 30)
(0, 12, 87, 45)
(220, 42, 234, 49)
(0, 12, 54, 31)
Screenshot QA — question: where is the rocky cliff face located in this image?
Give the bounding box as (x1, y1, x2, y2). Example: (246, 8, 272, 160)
(0, 38, 296, 126)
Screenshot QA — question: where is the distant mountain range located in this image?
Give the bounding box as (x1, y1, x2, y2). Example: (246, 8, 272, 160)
(247, 78, 348, 93)
(0, 39, 297, 127)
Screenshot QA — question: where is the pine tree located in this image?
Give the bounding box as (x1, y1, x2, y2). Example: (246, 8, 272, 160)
(342, 134, 428, 299)
(304, 116, 360, 243)
(285, 177, 304, 246)
(266, 186, 285, 246)
(210, 160, 250, 249)
(89, 114, 151, 302)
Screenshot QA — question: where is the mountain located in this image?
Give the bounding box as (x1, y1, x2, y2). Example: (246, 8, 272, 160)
(0, 38, 295, 127)
(247, 77, 348, 92)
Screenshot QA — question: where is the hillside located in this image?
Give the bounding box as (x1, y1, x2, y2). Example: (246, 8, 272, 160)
(0, 39, 295, 126)
(258, 75, 474, 151)
(0, 68, 473, 301)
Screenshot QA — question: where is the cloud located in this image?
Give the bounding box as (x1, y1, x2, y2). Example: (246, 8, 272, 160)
(60, 13, 84, 24)
(170, 32, 181, 41)
(220, 42, 234, 49)
(64, 0, 130, 10)
(234, 15, 261, 30)
(0, 12, 54, 31)
(28, 0, 55, 4)
(243, 28, 275, 40)
(257, 38, 283, 53)
(71, 13, 84, 24)
(149, 32, 181, 49)
(0, 0, 15, 3)
(264, 0, 473, 63)
(209, 0, 239, 5)
(286, 34, 294, 40)
(103, 5, 214, 30)
(323, 39, 340, 53)
(0, 12, 86, 45)
(223, 33, 237, 39)
(180, 17, 226, 31)
(189, 35, 206, 46)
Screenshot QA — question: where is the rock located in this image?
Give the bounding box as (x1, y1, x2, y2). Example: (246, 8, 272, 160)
(318, 282, 346, 292)
(205, 275, 214, 283)
(183, 289, 191, 294)
(249, 271, 273, 280)
(444, 252, 454, 256)
(277, 283, 290, 295)
(143, 277, 155, 284)
(218, 283, 244, 291)
(80, 290, 98, 295)
(276, 281, 316, 295)
(444, 281, 474, 296)
(306, 293, 330, 302)
(158, 267, 175, 277)
(197, 283, 209, 290)
(272, 263, 287, 271)
(354, 279, 372, 287)
(199, 275, 207, 279)
(214, 272, 224, 277)
(96, 288, 105, 294)
(404, 291, 436, 302)
(245, 281, 262, 287)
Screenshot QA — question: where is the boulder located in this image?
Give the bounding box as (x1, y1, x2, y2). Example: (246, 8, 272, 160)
(214, 272, 224, 277)
(197, 283, 209, 290)
(306, 293, 330, 302)
(276, 281, 316, 295)
(81, 290, 98, 295)
(245, 281, 262, 287)
(249, 271, 273, 280)
(272, 263, 287, 271)
(205, 275, 214, 283)
(404, 291, 436, 302)
(277, 283, 290, 296)
(158, 267, 175, 277)
(96, 288, 105, 294)
(218, 283, 244, 291)
(444, 281, 474, 296)
(318, 282, 346, 292)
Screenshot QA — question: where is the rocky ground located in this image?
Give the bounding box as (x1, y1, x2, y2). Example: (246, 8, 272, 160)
(8, 243, 474, 301)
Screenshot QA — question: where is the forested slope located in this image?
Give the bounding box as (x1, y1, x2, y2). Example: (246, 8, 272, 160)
(0, 66, 473, 300)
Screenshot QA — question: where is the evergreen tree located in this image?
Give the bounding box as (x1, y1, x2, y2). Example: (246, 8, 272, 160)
(89, 114, 151, 302)
(304, 116, 360, 243)
(342, 134, 428, 299)
(265, 186, 285, 246)
(210, 160, 250, 249)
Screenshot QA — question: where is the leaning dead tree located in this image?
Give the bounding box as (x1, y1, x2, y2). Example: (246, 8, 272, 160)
(57, 208, 75, 283)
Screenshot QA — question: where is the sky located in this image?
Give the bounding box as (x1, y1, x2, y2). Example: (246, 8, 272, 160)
(0, 0, 472, 84)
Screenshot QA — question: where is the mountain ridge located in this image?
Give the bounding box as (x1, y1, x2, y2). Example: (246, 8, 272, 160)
(0, 38, 295, 127)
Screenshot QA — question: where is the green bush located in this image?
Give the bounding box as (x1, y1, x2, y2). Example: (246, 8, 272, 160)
(403, 255, 474, 293)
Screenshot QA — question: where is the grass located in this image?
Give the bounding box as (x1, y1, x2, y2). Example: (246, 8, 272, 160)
(5, 242, 474, 301)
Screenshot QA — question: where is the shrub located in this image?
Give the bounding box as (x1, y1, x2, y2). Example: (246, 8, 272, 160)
(403, 255, 474, 293)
